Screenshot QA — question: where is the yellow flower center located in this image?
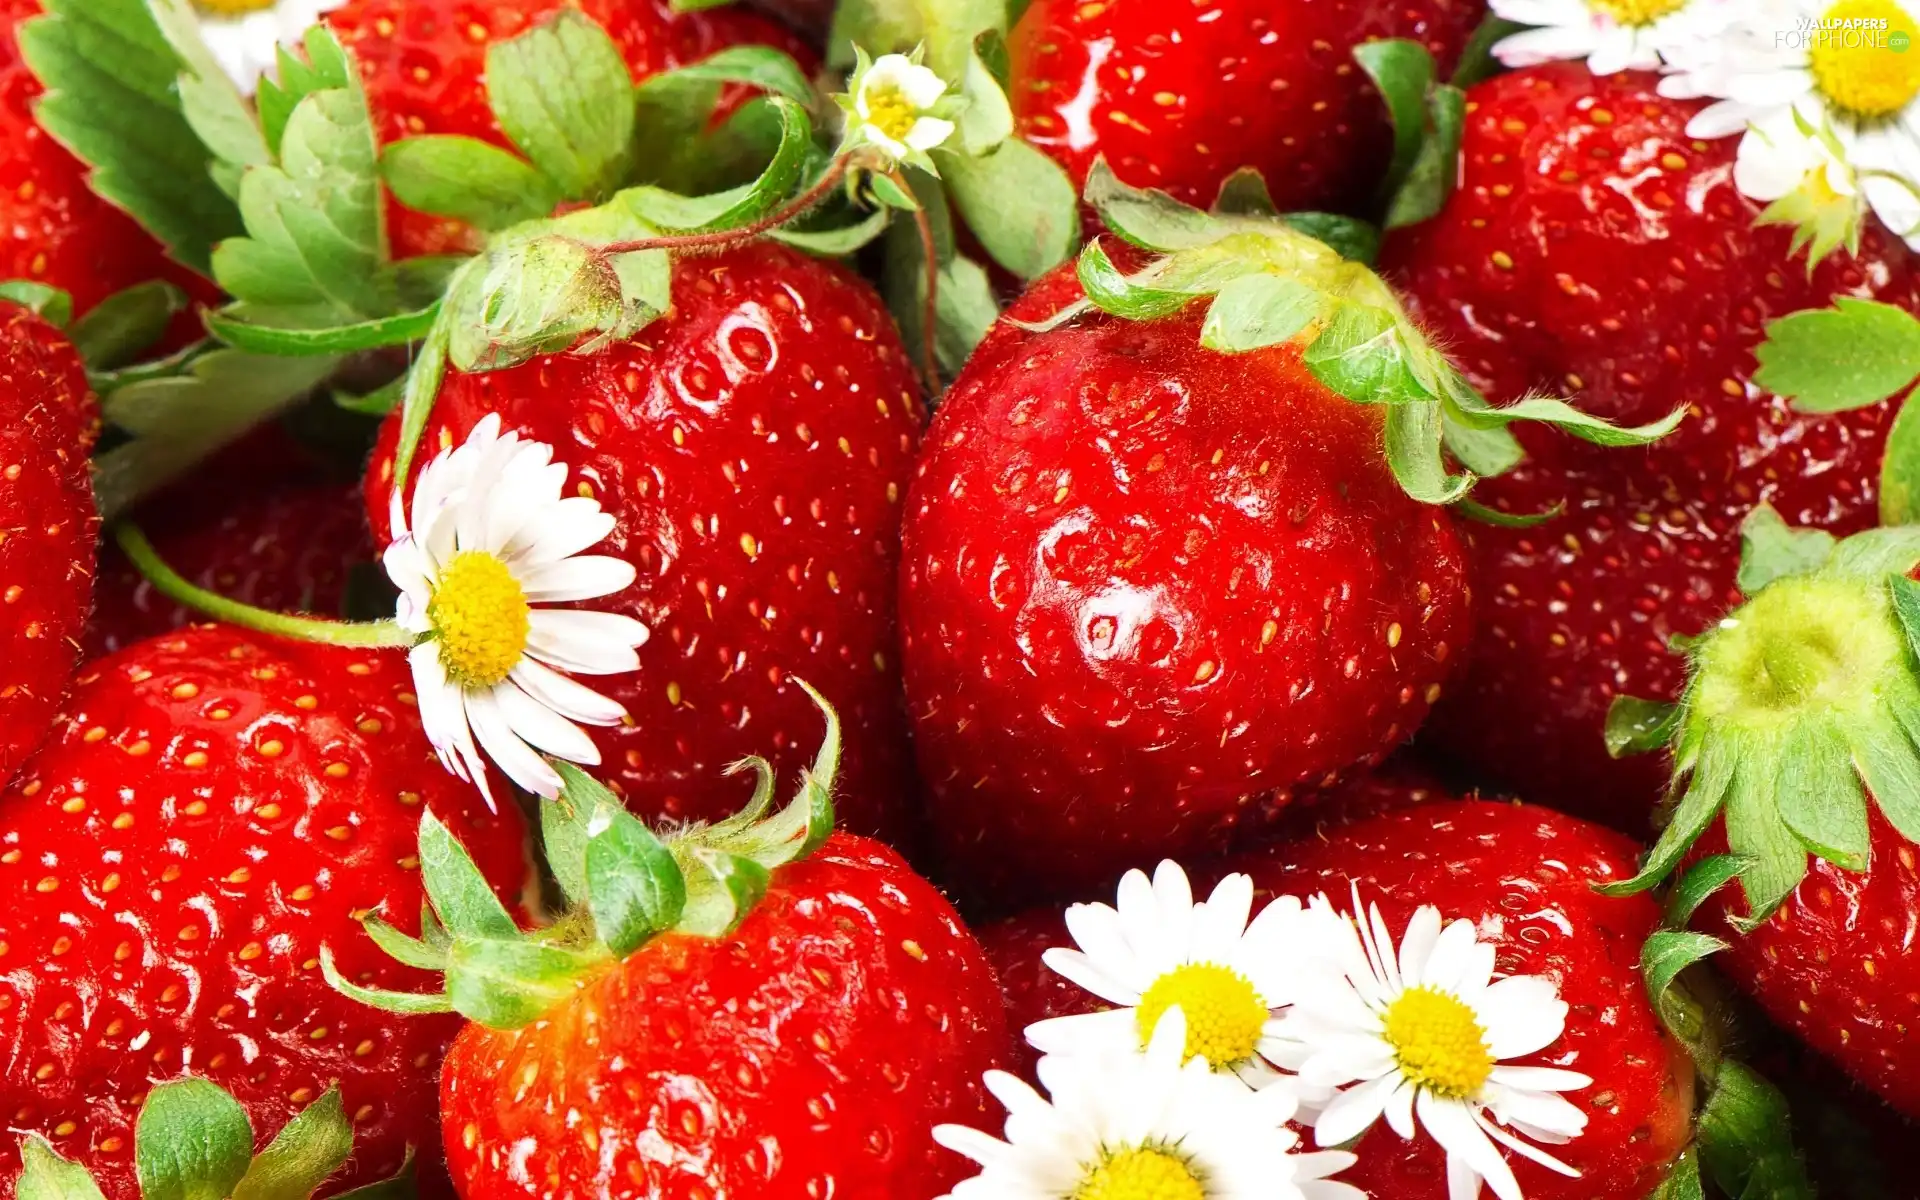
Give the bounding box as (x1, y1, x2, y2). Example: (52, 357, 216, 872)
(427, 551, 531, 689)
(1588, 0, 1687, 26)
(1074, 1147, 1206, 1200)
(1810, 0, 1920, 119)
(192, 0, 280, 14)
(1134, 963, 1269, 1071)
(1382, 985, 1496, 1101)
(864, 84, 921, 143)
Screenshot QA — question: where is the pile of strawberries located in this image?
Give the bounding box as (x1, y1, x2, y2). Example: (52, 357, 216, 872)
(5, 0, 1920, 1196)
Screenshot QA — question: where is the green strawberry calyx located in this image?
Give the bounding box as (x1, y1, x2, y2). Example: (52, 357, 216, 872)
(1024, 160, 1686, 507)
(1603, 505, 1920, 924)
(10, 1078, 406, 1200)
(324, 684, 841, 1031)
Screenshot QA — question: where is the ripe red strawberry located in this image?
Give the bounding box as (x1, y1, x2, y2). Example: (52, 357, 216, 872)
(327, 0, 814, 259)
(0, 299, 96, 790)
(1008, 0, 1486, 214)
(1379, 62, 1920, 830)
(980, 797, 1695, 1200)
(0, 625, 529, 1197)
(364, 241, 923, 842)
(337, 707, 1008, 1197)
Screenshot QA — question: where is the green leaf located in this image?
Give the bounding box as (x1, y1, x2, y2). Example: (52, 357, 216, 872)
(14, 1137, 106, 1200)
(1076, 238, 1195, 320)
(1604, 695, 1681, 758)
(418, 811, 520, 942)
(938, 137, 1080, 281)
(1665, 854, 1751, 927)
(1642, 929, 1728, 1011)
(21, 0, 242, 274)
(1200, 273, 1322, 353)
(1754, 297, 1920, 413)
(388, 318, 450, 492)
(135, 1080, 255, 1200)
(1597, 738, 1736, 896)
(1645, 1148, 1704, 1200)
(1384, 83, 1465, 231)
(1883, 392, 1920, 526)
(0, 281, 74, 326)
(827, 0, 1004, 81)
(70, 282, 186, 370)
(381, 136, 562, 231)
(657, 45, 814, 105)
(146, 0, 271, 177)
(1383, 400, 1472, 506)
(1775, 720, 1869, 870)
(231, 1088, 352, 1200)
(1736, 503, 1837, 595)
(678, 849, 772, 936)
(1352, 40, 1435, 204)
(1451, 15, 1526, 87)
(1851, 713, 1920, 844)
(447, 936, 600, 1029)
(205, 303, 441, 357)
(1694, 1061, 1817, 1200)
(1824, 525, 1920, 578)
(258, 34, 357, 159)
(543, 763, 604, 908)
(1725, 759, 1811, 923)
(586, 803, 687, 957)
(486, 9, 636, 201)
(1277, 212, 1381, 265)
(955, 42, 1015, 155)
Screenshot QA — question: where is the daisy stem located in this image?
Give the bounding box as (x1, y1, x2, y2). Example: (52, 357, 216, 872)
(889, 166, 944, 397)
(113, 524, 416, 650)
(598, 158, 852, 256)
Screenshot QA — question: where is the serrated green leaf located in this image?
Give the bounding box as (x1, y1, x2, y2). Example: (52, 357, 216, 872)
(1852, 713, 1920, 843)
(487, 9, 635, 201)
(419, 811, 520, 942)
(382, 136, 562, 231)
(69, 281, 185, 370)
(145, 0, 270, 174)
(231, 1088, 352, 1200)
(1665, 854, 1751, 927)
(1199, 273, 1322, 353)
(0, 281, 74, 326)
(956, 43, 1014, 154)
(1882, 393, 1920, 525)
(1775, 719, 1869, 870)
(1725, 759, 1811, 923)
(586, 803, 687, 957)
(1384, 83, 1465, 231)
(447, 936, 599, 1030)
(679, 849, 772, 936)
(1353, 39, 1435, 205)
(1737, 503, 1837, 595)
(1604, 695, 1681, 758)
(14, 1136, 106, 1200)
(1755, 297, 1920, 413)
(206, 303, 440, 357)
(1598, 737, 1736, 897)
(1694, 1061, 1817, 1200)
(938, 137, 1079, 281)
(1277, 212, 1381, 265)
(135, 1080, 255, 1200)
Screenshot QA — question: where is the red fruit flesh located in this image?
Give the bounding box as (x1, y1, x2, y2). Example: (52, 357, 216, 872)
(326, 0, 814, 259)
(0, 626, 529, 1197)
(439, 833, 1008, 1199)
(981, 798, 1693, 1200)
(366, 243, 923, 842)
(900, 255, 1470, 907)
(1008, 0, 1485, 214)
(1380, 64, 1920, 830)
(0, 302, 96, 789)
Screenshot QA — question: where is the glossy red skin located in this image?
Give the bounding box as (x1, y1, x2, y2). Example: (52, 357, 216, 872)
(85, 477, 373, 658)
(1008, 0, 1485, 215)
(900, 254, 1471, 908)
(0, 302, 96, 790)
(0, 0, 212, 324)
(327, 0, 813, 259)
(367, 244, 923, 843)
(1380, 64, 1920, 831)
(982, 799, 1694, 1200)
(0, 626, 530, 1197)
(439, 832, 1008, 1199)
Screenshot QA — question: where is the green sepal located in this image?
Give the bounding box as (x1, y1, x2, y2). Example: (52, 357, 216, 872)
(584, 797, 688, 957)
(679, 849, 773, 937)
(319, 947, 457, 1016)
(1604, 695, 1681, 759)
(1453, 498, 1565, 528)
(0, 281, 74, 326)
(541, 769, 595, 909)
(1276, 213, 1380, 266)
(1383, 400, 1472, 506)
(615, 97, 812, 233)
(439, 237, 670, 375)
(1724, 757, 1810, 925)
(485, 9, 636, 202)
(1440, 412, 1524, 478)
(1737, 503, 1837, 594)
(1352, 38, 1465, 231)
(1755, 296, 1920, 413)
(1693, 1061, 1816, 1200)
(1639, 929, 1726, 1077)
(1641, 929, 1728, 1014)
(13, 1137, 106, 1200)
(1078, 238, 1196, 320)
(361, 913, 447, 972)
(1450, 14, 1526, 88)
(1664, 854, 1750, 927)
(1384, 83, 1465, 231)
(1645, 1148, 1703, 1200)
(135, 1079, 255, 1200)
(1199, 273, 1321, 353)
(447, 936, 599, 1030)
(1881, 386, 1920, 525)
(387, 321, 449, 494)
(869, 170, 920, 211)
(882, 168, 998, 376)
(1755, 128, 1866, 271)
(1775, 720, 1868, 870)
(230, 1087, 352, 1200)
(205, 303, 441, 357)
(1352, 40, 1433, 207)
(1597, 737, 1734, 897)
(382, 136, 563, 232)
(419, 810, 520, 941)
(70, 282, 186, 372)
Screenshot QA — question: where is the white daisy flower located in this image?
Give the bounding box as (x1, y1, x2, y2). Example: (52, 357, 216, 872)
(936, 1008, 1363, 1200)
(1490, 0, 1731, 76)
(1026, 861, 1327, 1092)
(1661, 0, 1920, 250)
(1280, 886, 1590, 1200)
(847, 51, 956, 164)
(384, 414, 649, 805)
(192, 0, 347, 96)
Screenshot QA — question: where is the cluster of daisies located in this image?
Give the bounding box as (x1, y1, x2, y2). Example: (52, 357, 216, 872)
(1493, 0, 1920, 249)
(933, 863, 1591, 1200)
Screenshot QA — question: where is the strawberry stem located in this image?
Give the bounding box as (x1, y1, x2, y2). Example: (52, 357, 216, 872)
(113, 523, 415, 650)
(889, 166, 943, 395)
(598, 158, 852, 256)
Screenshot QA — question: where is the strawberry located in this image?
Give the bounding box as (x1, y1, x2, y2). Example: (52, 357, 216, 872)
(364, 241, 923, 842)
(1007, 0, 1486, 214)
(1378, 62, 1920, 830)
(333, 696, 1009, 1198)
(0, 299, 96, 789)
(326, 0, 814, 259)
(979, 797, 1696, 1200)
(0, 624, 529, 1197)
(899, 167, 1672, 907)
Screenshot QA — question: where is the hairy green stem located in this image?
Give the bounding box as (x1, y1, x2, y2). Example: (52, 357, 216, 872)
(599, 158, 851, 256)
(890, 166, 943, 397)
(114, 524, 415, 649)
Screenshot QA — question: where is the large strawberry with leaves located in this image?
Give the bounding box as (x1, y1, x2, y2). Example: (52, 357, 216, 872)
(333, 694, 1009, 1197)
(1379, 62, 1920, 830)
(0, 625, 529, 1196)
(1008, 0, 1486, 214)
(0, 297, 96, 790)
(899, 164, 1675, 906)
